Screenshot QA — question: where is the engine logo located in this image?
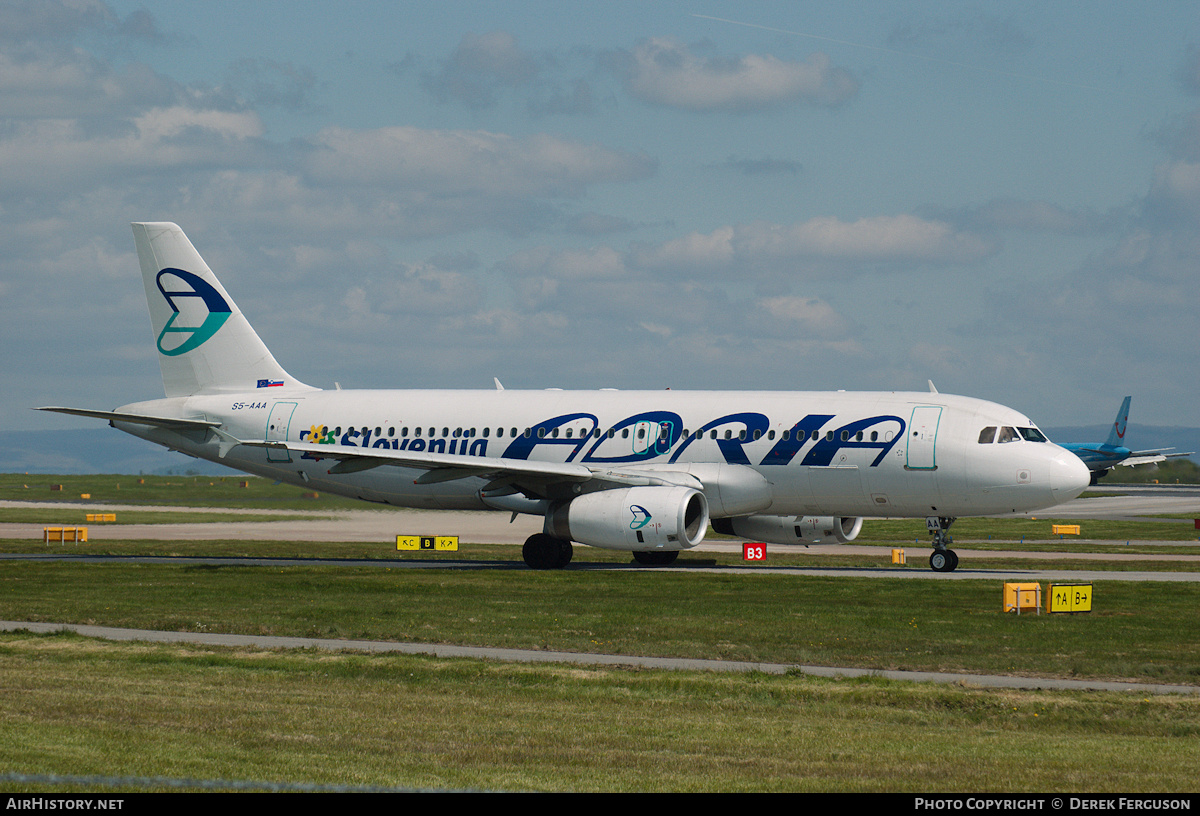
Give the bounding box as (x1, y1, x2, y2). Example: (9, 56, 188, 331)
(629, 505, 652, 530)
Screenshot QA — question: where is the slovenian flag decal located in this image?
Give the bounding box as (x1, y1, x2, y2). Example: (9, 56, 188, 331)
(257, 379, 284, 388)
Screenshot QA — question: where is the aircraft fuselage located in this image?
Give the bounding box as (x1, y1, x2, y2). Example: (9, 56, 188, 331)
(114, 387, 1087, 520)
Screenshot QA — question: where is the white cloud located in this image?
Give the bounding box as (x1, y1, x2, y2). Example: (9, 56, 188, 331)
(758, 295, 848, 338)
(1147, 159, 1200, 221)
(621, 38, 857, 111)
(0, 106, 265, 190)
(304, 126, 655, 197)
(636, 215, 995, 272)
(421, 31, 541, 108)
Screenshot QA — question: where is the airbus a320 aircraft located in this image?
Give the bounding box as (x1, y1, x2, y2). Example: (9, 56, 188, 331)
(40, 223, 1091, 572)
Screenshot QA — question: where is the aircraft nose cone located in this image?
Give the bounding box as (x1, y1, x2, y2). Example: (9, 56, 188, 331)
(1049, 449, 1091, 504)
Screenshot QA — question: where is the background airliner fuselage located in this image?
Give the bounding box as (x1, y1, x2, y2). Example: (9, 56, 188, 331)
(1059, 396, 1193, 484)
(41, 223, 1092, 571)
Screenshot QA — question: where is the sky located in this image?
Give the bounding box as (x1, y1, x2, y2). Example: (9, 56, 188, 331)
(6, 0, 1200, 437)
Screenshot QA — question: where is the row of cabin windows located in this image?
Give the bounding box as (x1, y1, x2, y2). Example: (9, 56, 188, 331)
(977, 426, 1049, 444)
(329, 425, 887, 443)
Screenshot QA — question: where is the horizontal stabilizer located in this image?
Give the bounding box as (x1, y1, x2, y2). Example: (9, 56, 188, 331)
(36, 406, 220, 430)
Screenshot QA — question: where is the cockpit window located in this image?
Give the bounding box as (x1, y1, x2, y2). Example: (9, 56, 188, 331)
(997, 426, 1018, 443)
(978, 427, 996, 444)
(1018, 427, 1047, 442)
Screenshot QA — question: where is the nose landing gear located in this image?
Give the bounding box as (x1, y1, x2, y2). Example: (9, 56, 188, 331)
(926, 516, 959, 572)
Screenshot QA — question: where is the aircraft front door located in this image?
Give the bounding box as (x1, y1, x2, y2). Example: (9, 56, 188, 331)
(906, 405, 941, 470)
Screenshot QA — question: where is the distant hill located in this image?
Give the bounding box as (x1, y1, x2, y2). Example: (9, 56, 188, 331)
(0, 429, 241, 476)
(4, 423, 1196, 476)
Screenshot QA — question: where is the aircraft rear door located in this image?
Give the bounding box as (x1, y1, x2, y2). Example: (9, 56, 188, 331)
(266, 401, 298, 462)
(906, 405, 941, 470)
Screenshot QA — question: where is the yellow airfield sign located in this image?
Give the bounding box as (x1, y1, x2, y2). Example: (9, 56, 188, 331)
(396, 535, 459, 552)
(1048, 583, 1093, 614)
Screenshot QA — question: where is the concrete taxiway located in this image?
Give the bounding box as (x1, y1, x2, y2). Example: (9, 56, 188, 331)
(4, 483, 1199, 544)
(4, 619, 1197, 695)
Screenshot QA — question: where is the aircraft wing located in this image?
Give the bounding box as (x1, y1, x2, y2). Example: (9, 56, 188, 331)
(245, 439, 704, 499)
(1119, 450, 1195, 468)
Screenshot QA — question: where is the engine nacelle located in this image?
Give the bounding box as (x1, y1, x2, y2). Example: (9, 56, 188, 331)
(711, 514, 862, 545)
(546, 486, 709, 551)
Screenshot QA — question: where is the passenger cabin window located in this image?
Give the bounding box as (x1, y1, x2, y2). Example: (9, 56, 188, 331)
(978, 427, 996, 444)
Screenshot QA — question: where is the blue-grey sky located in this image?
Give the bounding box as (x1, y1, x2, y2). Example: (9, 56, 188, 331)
(6, 1, 1199, 434)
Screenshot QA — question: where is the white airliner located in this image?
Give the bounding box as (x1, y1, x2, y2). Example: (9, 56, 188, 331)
(40, 223, 1091, 571)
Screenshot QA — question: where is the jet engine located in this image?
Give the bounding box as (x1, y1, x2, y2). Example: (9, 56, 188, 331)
(711, 514, 862, 545)
(546, 486, 709, 551)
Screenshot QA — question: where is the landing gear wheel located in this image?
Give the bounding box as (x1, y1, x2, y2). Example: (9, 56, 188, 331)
(632, 550, 679, 566)
(522, 534, 573, 570)
(929, 549, 959, 572)
(926, 516, 958, 572)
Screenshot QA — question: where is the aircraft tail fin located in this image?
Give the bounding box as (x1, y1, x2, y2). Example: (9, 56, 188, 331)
(1105, 396, 1132, 448)
(131, 222, 314, 398)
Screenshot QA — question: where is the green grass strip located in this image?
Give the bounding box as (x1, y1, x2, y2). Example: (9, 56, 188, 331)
(0, 632, 1196, 793)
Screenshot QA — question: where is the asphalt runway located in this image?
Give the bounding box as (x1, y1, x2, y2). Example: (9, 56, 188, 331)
(4, 484, 1199, 577)
(4, 483, 1199, 544)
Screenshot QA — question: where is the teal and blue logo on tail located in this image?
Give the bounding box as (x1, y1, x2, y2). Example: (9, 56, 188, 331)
(155, 268, 231, 356)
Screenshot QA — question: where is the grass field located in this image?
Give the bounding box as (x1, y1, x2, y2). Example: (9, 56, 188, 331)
(1, 631, 1197, 793)
(2, 473, 1199, 792)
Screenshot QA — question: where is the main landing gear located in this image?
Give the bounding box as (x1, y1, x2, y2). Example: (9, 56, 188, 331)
(631, 550, 678, 566)
(521, 534, 681, 569)
(522, 533, 573, 570)
(926, 516, 959, 572)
